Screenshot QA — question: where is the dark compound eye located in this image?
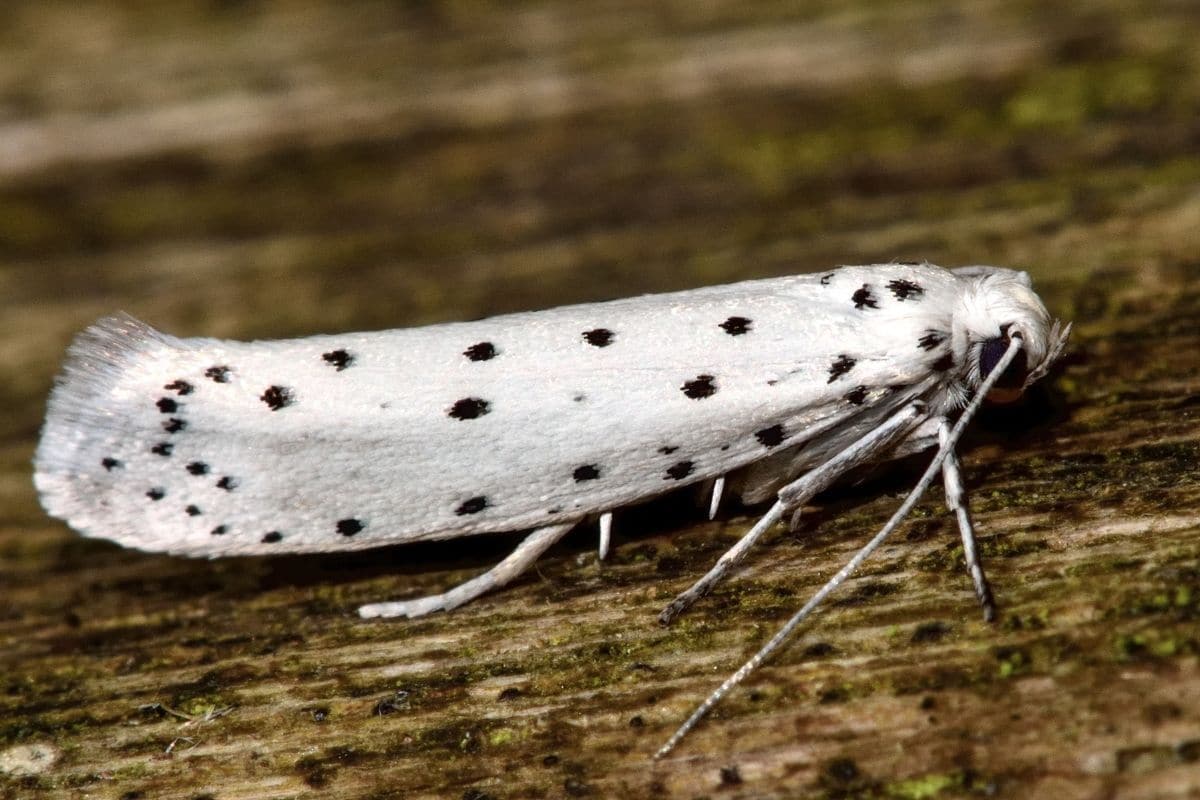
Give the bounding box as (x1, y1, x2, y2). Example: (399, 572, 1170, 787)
(979, 329, 1028, 390)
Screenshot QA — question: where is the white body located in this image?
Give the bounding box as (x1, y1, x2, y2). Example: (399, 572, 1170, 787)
(34, 263, 1065, 560)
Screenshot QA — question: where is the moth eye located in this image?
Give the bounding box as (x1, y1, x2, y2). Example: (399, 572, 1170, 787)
(979, 326, 1029, 399)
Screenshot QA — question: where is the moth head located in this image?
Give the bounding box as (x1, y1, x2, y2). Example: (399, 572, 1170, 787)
(954, 266, 1071, 403)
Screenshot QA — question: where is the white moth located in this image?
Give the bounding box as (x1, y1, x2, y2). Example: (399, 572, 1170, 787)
(34, 262, 1069, 753)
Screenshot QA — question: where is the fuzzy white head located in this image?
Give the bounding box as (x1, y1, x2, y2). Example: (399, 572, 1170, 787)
(953, 266, 1071, 404)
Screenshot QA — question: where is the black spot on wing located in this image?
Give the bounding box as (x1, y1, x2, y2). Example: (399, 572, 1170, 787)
(887, 279, 924, 300)
(261, 385, 293, 411)
(918, 331, 945, 351)
(719, 316, 752, 336)
(211, 525, 227, 535)
(755, 425, 785, 448)
(665, 460, 695, 480)
(448, 397, 490, 420)
(262, 531, 283, 544)
(205, 366, 231, 383)
(463, 342, 497, 361)
(455, 496, 489, 515)
(337, 518, 364, 536)
(151, 443, 173, 456)
(322, 349, 354, 370)
(163, 418, 186, 433)
(216, 476, 238, 491)
(186, 505, 201, 517)
(573, 464, 601, 482)
(657, 445, 679, 455)
(681, 374, 717, 399)
(146, 487, 165, 501)
(820, 272, 834, 285)
(828, 354, 856, 383)
(186, 461, 209, 476)
(583, 328, 614, 347)
(852, 285, 878, 310)
(164, 380, 193, 395)
(101, 457, 121, 471)
(156, 397, 178, 413)
(845, 386, 869, 405)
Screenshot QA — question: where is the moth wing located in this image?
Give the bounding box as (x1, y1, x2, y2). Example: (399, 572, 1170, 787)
(35, 264, 962, 556)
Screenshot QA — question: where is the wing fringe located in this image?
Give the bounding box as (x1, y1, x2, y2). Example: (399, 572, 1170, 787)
(34, 314, 180, 519)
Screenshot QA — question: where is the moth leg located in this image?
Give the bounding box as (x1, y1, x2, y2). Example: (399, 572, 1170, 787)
(708, 476, 726, 521)
(655, 337, 1028, 757)
(939, 418, 996, 621)
(598, 512, 613, 560)
(357, 521, 577, 619)
(659, 403, 927, 625)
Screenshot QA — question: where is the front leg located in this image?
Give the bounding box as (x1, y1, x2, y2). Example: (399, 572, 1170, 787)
(659, 402, 929, 625)
(939, 418, 996, 621)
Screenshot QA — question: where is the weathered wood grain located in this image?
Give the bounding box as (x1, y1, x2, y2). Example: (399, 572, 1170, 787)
(2, 2, 1199, 798)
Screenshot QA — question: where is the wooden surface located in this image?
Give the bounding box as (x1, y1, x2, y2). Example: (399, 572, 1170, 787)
(2, 2, 1199, 798)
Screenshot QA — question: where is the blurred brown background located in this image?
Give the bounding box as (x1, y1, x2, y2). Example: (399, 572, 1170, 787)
(1, 2, 1198, 798)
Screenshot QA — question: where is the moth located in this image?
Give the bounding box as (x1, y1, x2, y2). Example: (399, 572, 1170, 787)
(35, 262, 1069, 751)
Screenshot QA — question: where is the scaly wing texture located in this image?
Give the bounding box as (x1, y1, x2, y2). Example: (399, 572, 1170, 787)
(34, 264, 961, 556)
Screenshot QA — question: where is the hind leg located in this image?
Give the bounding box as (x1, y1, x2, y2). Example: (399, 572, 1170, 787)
(358, 521, 577, 618)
